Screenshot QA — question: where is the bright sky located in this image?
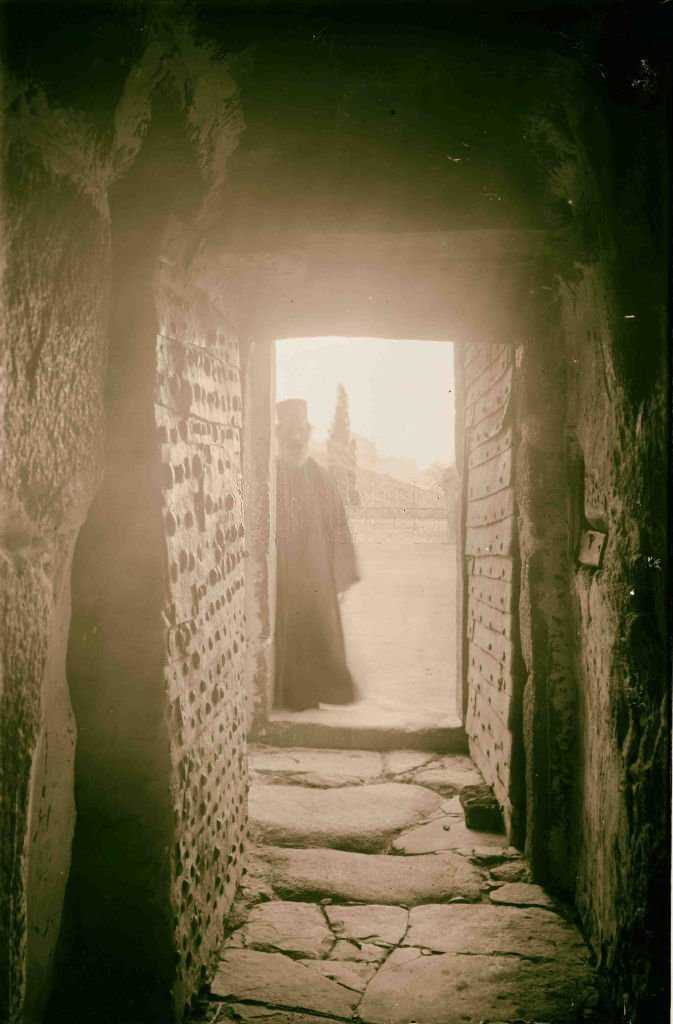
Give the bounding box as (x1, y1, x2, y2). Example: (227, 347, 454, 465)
(275, 337, 455, 468)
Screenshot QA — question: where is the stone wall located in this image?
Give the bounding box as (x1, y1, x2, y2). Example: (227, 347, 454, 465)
(241, 339, 276, 734)
(458, 192, 668, 1024)
(513, 319, 580, 892)
(61, 201, 177, 1017)
(2, 16, 250, 1020)
(0, 156, 111, 1023)
(512, 256, 670, 1019)
(61, 219, 248, 1019)
(2, 6, 668, 1022)
(156, 253, 248, 1012)
(524, 46, 669, 1017)
(56, 83, 249, 1019)
(562, 264, 668, 1019)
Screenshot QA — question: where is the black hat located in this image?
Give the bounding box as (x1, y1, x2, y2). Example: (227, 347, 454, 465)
(276, 399, 309, 427)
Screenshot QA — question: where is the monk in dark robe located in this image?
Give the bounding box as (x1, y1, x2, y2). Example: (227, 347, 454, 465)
(274, 399, 360, 711)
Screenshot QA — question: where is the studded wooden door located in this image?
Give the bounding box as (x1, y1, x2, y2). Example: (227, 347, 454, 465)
(459, 342, 523, 841)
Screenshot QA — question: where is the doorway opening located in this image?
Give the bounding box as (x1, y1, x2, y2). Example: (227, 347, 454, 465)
(272, 336, 458, 732)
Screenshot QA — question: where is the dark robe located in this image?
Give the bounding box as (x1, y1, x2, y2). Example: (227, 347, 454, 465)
(274, 456, 360, 710)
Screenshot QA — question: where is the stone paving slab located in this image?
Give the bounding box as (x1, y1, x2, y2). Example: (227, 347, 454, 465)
(358, 948, 596, 1024)
(383, 751, 435, 775)
(393, 816, 507, 855)
(201, 743, 600, 1024)
(489, 881, 555, 908)
(330, 939, 389, 963)
(249, 782, 441, 852)
(259, 846, 483, 904)
(324, 904, 408, 946)
(225, 1006, 344, 1024)
(375, 945, 431, 969)
(211, 950, 358, 1017)
(299, 958, 378, 992)
(466, 845, 521, 866)
(229, 901, 333, 958)
(403, 904, 590, 960)
(249, 747, 385, 787)
(392, 816, 458, 854)
(489, 859, 531, 883)
(409, 758, 484, 792)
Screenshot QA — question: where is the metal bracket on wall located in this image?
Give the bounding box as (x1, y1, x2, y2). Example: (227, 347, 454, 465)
(577, 529, 607, 569)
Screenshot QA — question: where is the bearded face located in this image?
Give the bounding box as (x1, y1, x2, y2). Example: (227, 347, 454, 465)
(277, 420, 311, 466)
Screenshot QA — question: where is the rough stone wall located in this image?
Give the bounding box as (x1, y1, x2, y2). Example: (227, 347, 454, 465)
(524, 44, 669, 1017)
(563, 270, 627, 944)
(62, 209, 177, 1017)
(461, 344, 523, 842)
(3, 16, 249, 1019)
(61, 226, 248, 1020)
(0, 144, 110, 1020)
(156, 256, 248, 1011)
(512, 257, 669, 1017)
(561, 265, 668, 1018)
(512, 320, 579, 892)
(3, 7, 668, 1021)
(58, 83, 248, 1021)
(240, 339, 276, 735)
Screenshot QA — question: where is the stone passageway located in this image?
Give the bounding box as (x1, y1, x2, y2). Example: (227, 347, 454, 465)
(191, 747, 601, 1023)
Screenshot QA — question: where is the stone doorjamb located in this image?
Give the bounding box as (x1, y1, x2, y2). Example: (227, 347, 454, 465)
(237, 228, 549, 741)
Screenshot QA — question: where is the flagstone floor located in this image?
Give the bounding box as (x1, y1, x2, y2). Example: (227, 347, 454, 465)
(191, 746, 604, 1024)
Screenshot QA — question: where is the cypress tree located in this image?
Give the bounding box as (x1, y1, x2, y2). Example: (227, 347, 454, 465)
(327, 384, 360, 507)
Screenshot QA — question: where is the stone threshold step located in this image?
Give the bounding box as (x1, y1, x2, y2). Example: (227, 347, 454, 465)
(252, 711, 466, 753)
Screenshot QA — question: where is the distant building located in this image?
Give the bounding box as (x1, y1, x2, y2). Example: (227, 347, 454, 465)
(352, 434, 379, 471)
(314, 429, 458, 532)
(377, 455, 422, 484)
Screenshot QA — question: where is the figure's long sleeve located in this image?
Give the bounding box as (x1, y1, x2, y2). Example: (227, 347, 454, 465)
(332, 488, 360, 594)
(309, 458, 361, 594)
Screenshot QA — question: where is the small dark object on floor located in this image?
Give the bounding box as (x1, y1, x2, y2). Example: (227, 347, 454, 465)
(460, 784, 504, 832)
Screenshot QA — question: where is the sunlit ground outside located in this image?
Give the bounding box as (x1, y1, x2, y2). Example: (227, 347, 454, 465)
(342, 515, 456, 721)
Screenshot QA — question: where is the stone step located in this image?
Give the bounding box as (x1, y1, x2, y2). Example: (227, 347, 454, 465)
(252, 845, 484, 905)
(254, 708, 466, 753)
(249, 781, 443, 852)
(249, 746, 483, 790)
(196, 741, 601, 1024)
